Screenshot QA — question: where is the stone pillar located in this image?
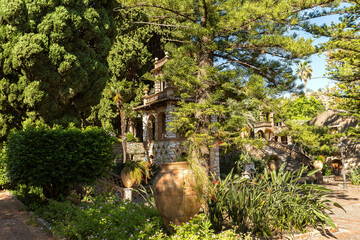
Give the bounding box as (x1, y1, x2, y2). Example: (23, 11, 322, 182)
(287, 135, 293, 145)
(123, 188, 132, 201)
(210, 115, 220, 177)
(142, 113, 148, 141)
(270, 113, 275, 126)
(155, 80, 161, 94)
(259, 111, 264, 122)
(166, 104, 177, 138)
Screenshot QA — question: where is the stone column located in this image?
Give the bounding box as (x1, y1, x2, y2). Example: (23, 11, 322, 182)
(259, 111, 264, 122)
(210, 115, 220, 177)
(166, 104, 177, 138)
(142, 113, 148, 141)
(270, 113, 275, 126)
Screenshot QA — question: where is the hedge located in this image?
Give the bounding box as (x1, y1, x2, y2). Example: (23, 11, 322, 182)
(6, 126, 115, 199)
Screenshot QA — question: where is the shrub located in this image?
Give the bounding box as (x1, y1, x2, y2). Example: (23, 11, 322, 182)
(126, 132, 139, 142)
(348, 166, 360, 185)
(152, 214, 249, 240)
(35, 194, 164, 240)
(0, 143, 13, 189)
(220, 151, 265, 178)
(208, 165, 343, 237)
(322, 163, 333, 176)
(123, 160, 150, 185)
(6, 125, 115, 199)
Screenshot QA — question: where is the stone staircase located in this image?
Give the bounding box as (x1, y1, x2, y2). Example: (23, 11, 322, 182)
(248, 140, 314, 172)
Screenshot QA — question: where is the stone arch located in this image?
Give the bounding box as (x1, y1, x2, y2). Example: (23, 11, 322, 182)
(157, 112, 166, 140)
(148, 115, 156, 141)
(257, 130, 265, 139)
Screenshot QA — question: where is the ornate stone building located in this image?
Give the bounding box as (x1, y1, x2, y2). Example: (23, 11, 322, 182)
(253, 111, 292, 145)
(133, 54, 220, 175)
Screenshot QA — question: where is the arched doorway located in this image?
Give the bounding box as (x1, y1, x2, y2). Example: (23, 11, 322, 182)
(331, 159, 342, 176)
(257, 130, 265, 139)
(157, 112, 166, 139)
(148, 115, 156, 141)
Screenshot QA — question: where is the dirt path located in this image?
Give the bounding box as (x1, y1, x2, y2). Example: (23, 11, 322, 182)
(0, 190, 54, 240)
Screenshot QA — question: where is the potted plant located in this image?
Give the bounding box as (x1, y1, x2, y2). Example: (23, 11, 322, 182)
(121, 160, 150, 188)
(314, 155, 325, 170)
(266, 155, 280, 171)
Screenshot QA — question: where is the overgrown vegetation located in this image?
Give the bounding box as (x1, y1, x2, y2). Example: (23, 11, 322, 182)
(34, 194, 248, 240)
(207, 165, 342, 237)
(220, 151, 265, 179)
(282, 121, 341, 156)
(348, 166, 360, 185)
(5, 125, 115, 199)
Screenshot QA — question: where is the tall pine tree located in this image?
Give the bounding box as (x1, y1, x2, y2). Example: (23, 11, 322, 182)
(302, 1, 360, 138)
(118, 0, 336, 173)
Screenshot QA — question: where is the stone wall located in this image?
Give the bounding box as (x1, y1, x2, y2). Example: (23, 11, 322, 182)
(113, 142, 147, 162)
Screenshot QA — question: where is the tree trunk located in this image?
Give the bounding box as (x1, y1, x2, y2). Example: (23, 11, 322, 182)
(117, 101, 127, 163)
(193, 30, 215, 172)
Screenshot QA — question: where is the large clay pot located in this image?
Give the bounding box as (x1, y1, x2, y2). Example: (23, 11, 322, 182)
(314, 160, 324, 170)
(121, 167, 136, 188)
(153, 162, 200, 227)
(268, 160, 277, 171)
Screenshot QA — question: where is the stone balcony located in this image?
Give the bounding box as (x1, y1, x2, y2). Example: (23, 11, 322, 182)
(144, 87, 175, 105)
(254, 122, 273, 128)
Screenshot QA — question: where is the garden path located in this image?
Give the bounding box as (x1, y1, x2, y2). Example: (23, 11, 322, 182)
(0, 190, 54, 240)
(311, 180, 360, 240)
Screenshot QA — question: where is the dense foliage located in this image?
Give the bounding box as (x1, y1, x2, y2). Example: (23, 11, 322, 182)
(5, 126, 115, 199)
(282, 121, 340, 156)
(279, 96, 326, 121)
(0, 0, 118, 140)
(207, 165, 341, 237)
(348, 166, 360, 185)
(302, 1, 360, 138)
(0, 144, 10, 188)
(35, 194, 245, 240)
(220, 151, 265, 179)
(118, 0, 337, 177)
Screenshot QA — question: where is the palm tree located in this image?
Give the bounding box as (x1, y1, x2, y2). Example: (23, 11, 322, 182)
(296, 61, 313, 94)
(108, 79, 132, 163)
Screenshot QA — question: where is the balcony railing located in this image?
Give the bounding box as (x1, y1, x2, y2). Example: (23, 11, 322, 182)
(144, 88, 174, 105)
(254, 122, 272, 128)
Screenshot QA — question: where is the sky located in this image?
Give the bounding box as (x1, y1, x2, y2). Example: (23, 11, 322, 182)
(295, 5, 347, 92)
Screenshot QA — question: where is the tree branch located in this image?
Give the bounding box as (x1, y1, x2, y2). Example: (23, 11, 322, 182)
(130, 21, 192, 28)
(163, 38, 191, 43)
(116, 4, 197, 23)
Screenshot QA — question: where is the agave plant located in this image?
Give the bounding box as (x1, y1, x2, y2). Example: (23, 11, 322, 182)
(207, 164, 344, 237)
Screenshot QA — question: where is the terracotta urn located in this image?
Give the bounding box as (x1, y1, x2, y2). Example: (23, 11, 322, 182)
(268, 160, 277, 171)
(121, 167, 136, 188)
(314, 160, 324, 170)
(153, 162, 200, 227)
